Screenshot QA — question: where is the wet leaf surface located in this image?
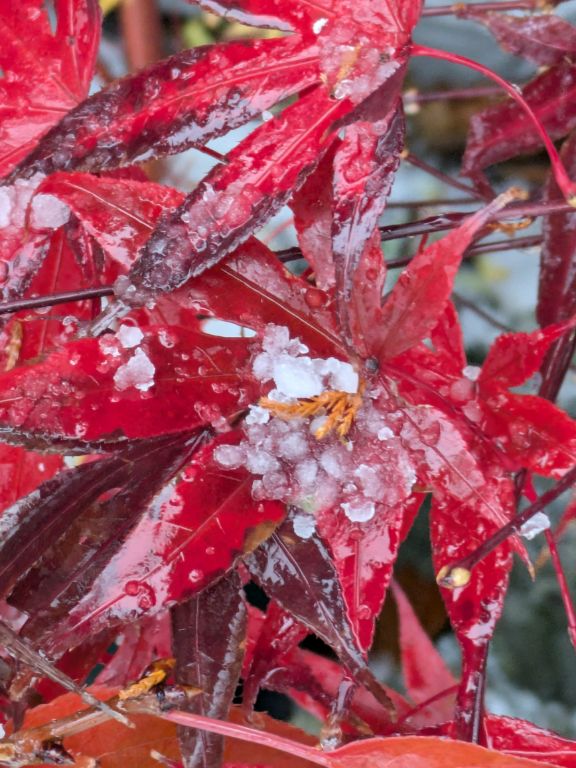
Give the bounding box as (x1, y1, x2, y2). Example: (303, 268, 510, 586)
(172, 571, 247, 768)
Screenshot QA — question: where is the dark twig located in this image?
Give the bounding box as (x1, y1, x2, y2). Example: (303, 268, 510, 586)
(438, 465, 576, 586)
(421, 1, 537, 17)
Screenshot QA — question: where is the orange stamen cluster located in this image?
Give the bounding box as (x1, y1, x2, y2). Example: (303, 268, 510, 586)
(259, 386, 364, 440)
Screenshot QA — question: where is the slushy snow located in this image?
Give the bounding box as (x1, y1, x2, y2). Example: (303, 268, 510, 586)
(213, 324, 418, 529)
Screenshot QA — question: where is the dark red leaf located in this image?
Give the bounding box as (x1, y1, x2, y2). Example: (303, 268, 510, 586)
(4, 36, 320, 183)
(242, 601, 307, 714)
(373, 194, 513, 361)
(172, 571, 247, 768)
(9, 430, 209, 646)
(0, 0, 101, 177)
(51, 439, 284, 655)
(391, 581, 456, 726)
(244, 510, 396, 719)
(130, 87, 351, 292)
(457, 10, 576, 67)
(537, 133, 576, 401)
(462, 64, 576, 177)
(539, 132, 576, 327)
(0, 324, 253, 451)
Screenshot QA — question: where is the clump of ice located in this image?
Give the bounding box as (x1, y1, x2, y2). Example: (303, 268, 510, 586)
(30, 193, 70, 229)
(114, 348, 156, 392)
(293, 511, 316, 539)
(117, 324, 144, 349)
(341, 499, 376, 523)
(0, 189, 11, 228)
(253, 325, 357, 400)
(313, 17, 328, 34)
(213, 444, 245, 469)
(463, 365, 481, 382)
(520, 512, 551, 540)
(272, 355, 323, 398)
(212, 324, 418, 532)
(0, 174, 45, 232)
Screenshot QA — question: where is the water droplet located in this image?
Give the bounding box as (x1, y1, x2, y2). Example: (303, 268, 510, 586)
(124, 580, 140, 596)
(136, 582, 157, 611)
(304, 288, 325, 308)
(189, 568, 204, 583)
(357, 604, 372, 620)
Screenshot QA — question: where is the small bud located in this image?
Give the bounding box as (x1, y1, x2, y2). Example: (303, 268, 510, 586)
(436, 565, 471, 589)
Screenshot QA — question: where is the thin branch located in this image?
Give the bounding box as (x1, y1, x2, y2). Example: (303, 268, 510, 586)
(412, 45, 576, 202)
(438, 465, 576, 586)
(452, 292, 514, 335)
(387, 197, 478, 208)
(0, 198, 568, 318)
(404, 85, 502, 105)
(0, 286, 113, 316)
(545, 529, 576, 650)
(421, 1, 537, 18)
(403, 152, 485, 199)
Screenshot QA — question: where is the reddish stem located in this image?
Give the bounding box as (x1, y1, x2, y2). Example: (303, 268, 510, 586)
(405, 85, 502, 104)
(411, 45, 576, 205)
(403, 153, 484, 199)
(421, 1, 537, 17)
(151, 709, 329, 767)
(396, 684, 459, 726)
(545, 529, 576, 650)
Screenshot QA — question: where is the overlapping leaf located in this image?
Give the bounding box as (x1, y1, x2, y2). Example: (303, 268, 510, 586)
(245, 511, 396, 718)
(0, 323, 254, 451)
(130, 87, 350, 292)
(463, 63, 576, 180)
(172, 571, 247, 768)
(458, 10, 576, 67)
(6, 430, 208, 646)
(47, 438, 284, 656)
(3, 35, 320, 183)
(392, 581, 456, 726)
